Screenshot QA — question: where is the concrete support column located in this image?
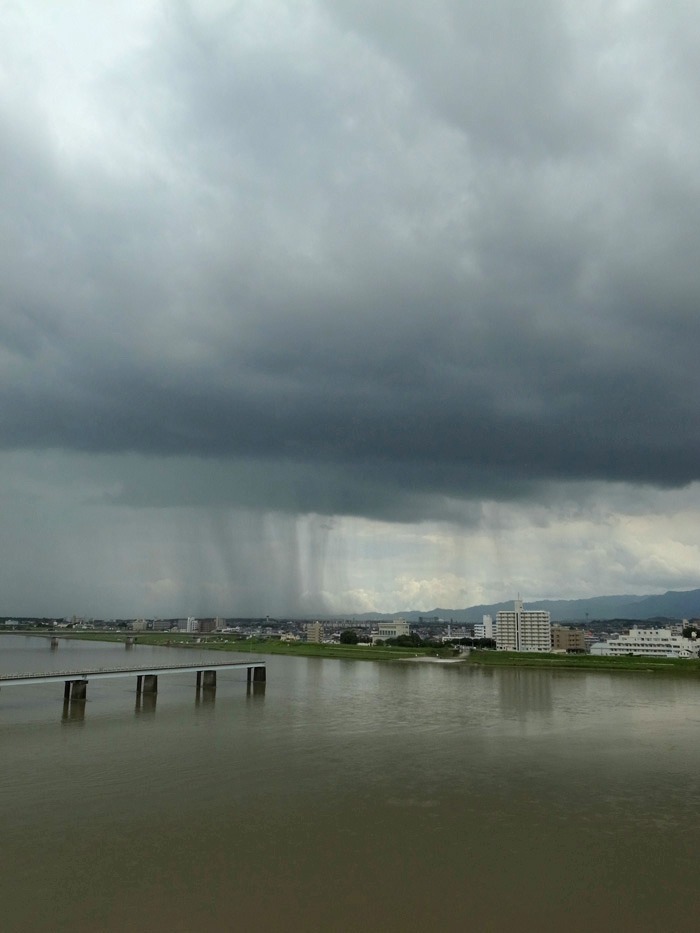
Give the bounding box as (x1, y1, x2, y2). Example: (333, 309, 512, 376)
(142, 674, 158, 694)
(196, 671, 202, 690)
(64, 680, 71, 700)
(203, 670, 217, 688)
(253, 666, 266, 682)
(247, 667, 252, 683)
(70, 680, 87, 701)
(136, 675, 143, 695)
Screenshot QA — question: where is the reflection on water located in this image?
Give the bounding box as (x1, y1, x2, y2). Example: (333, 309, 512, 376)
(2, 636, 700, 932)
(61, 698, 85, 724)
(498, 667, 553, 715)
(195, 685, 216, 707)
(135, 692, 158, 716)
(246, 680, 266, 700)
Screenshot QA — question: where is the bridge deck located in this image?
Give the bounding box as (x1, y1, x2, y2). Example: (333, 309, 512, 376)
(0, 659, 265, 687)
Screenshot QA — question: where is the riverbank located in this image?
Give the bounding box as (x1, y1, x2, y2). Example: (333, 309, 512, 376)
(466, 649, 700, 675)
(49, 631, 453, 662)
(9, 630, 700, 675)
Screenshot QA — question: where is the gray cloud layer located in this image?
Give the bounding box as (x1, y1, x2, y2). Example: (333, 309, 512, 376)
(3, 0, 700, 525)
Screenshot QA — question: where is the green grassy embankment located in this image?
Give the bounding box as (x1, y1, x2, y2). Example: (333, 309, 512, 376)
(11, 630, 700, 674)
(465, 649, 700, 675)
(58, 631, 452, 662)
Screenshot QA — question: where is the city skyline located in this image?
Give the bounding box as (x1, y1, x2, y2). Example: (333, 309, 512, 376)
(2, 2, 700, 617)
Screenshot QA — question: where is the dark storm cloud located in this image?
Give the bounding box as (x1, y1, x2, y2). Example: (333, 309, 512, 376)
(2, 0, 700, 522)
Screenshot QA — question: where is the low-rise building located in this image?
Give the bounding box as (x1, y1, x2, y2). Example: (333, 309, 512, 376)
(376, 620, 410, 640)
(590, 627, 698, 659)
(551, 625, 586, 653)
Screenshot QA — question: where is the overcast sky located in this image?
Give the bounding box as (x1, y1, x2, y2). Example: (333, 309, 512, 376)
(2, 0, 700, 618)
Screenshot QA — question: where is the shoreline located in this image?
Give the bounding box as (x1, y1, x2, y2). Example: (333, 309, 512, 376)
(14, 630, 451, 663)
(464, 649, 700, 676)
(5, 631, 700, 676)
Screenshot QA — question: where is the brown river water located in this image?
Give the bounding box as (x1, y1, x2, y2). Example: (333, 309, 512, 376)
(1, 635, 700, 932)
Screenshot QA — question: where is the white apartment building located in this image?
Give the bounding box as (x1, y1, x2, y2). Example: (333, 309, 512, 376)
(590, 628, 698, 659)
(305, 621, 323, 643)
(474, 614, 495, 640)
(496, 600, 551, 652)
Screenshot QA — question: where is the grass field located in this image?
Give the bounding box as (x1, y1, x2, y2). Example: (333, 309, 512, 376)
(465, 648, 700, 675)
(54, 631, 451, 662)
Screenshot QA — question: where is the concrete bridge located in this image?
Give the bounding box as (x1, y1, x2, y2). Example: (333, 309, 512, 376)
(0, 659, 266, 703)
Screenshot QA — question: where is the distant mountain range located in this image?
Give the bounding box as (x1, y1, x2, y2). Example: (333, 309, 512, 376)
(350, 588, 700, 624)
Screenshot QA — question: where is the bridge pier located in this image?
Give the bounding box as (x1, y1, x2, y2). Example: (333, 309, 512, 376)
(50, 636, 59, 648)
(253, 666, 266, 682)
(136, 674, 158, 694)
(196, 670, 217, 690)
(64, 680, 87, 701)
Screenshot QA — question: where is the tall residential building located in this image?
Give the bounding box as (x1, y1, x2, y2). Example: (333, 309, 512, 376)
(305, 621, 323, 643)
(496, 600, 551, 652)
(474, 614, 495, 640)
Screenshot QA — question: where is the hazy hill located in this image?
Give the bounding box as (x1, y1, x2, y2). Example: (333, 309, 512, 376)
(351, 589, 700, 624)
